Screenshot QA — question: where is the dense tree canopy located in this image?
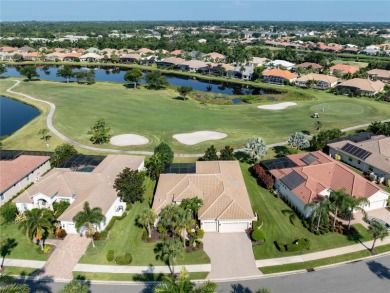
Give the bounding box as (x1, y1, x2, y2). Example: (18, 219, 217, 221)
(114, 168, 145, 204)
(88, 118, 112, 144)
(50, 143, 77, 167)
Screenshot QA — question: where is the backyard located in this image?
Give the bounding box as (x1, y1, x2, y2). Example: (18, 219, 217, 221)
(1, 78, 390, 154)
(240, 162, 373, 260)
(78, 177, 210, 266)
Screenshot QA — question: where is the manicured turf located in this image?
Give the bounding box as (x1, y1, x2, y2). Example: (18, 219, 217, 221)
(259, 250, 371, 274)
(73, 271, 209, 281)
(0, 216, 49, 261)
(78, 177, 210, 266)
(240, 162, 373, 260)
(1, 266, 38, 276)
(1, 78, 389, 153)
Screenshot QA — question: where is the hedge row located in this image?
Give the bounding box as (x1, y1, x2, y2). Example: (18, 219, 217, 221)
(275, 238, 311, 253)
(104, 212, 128, 232)
(115, 252, 132, 265)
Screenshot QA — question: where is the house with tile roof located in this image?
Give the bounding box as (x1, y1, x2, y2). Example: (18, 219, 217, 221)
(295, 73, 338, 89)
(79, 53, 103, 62)
(328, 134, 390, 182)
(177, 60, 209, 72)
(0, 154, 51, 205)
(337, 78, 385, 96)
(153, 161, 256, 233)
(119, 53, 141, 63)
(156, 57, 186, 68)
(329, 64, 360, 75)
(262, 68, 297, 85)
(14, 155, 145, 234)
(293, 62, 323, 72)
(263, 151, 389, 217)
(367, 69, 390, 83)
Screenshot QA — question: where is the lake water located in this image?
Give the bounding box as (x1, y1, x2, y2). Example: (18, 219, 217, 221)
(3, 65, 280, 96)
(0, 96, 40, 136)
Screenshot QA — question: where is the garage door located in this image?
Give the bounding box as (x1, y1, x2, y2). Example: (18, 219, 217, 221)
(218, 221, 249, 233)
(201, 221, 218, 232)
(367, 200, 387, 211)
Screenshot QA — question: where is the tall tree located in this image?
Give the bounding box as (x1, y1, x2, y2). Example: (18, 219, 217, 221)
(288, 132, 310, 150)
(153, 268, 217, 293)
(145, 153, 165, 180)
(136, 209, 157, 239)
(18, 208, 54, 250)
(38, 128, 51, 144)
(174, 208, 193, 249)
(159, 204, 181, 235)
(145, 70, 168, 89)
(201, 145, 219, 161)
(88, 118, 112, 144)
(368, 221, 389, 252)
(177, 86, 193, 100)
(50, 143, 77, 167)
(219, 145, 235, 161)
(180, 197, 203, 219)
(155, 238, 184, 275)
(72, 201, 106, 248)
(154, 142, 174, 167)
(0, 65, 7, 75)
(344, 197, 370, 230)
(56, 65, 75, 83)
(114, 167, 145, 204)
(329, 189, 347, 227)
(124, 68, 143, 89)
(19, 66, 39, 81)
(58, 279, 89, 293)
(244, 137, 268, 163)
(0, 238, 17, 269)
(310, 129, 343, 151)
(305, 198, 331, 231)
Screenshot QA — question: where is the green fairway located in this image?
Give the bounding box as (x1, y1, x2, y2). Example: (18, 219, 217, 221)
(78, 177, 210, 266)
(240, 163, 372, 260)
(1, 78, 390, 153)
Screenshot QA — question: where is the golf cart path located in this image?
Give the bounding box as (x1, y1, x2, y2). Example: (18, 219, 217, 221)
(7, 80, 390, 157)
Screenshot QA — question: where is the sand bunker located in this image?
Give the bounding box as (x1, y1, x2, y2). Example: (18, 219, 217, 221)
(173, 131, 227, 145)
(257, 102, 297, 110)
(110, 134, 149, 146)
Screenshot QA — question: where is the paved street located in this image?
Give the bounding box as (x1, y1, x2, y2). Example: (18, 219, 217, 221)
(21, 254, 390, 293)
(203, 233, 262, 279)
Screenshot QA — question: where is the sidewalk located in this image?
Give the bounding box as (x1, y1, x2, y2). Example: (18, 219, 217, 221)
(73, 263, 211, 274)
(256, 236, 390, 268)
(3, 259, 45, 269)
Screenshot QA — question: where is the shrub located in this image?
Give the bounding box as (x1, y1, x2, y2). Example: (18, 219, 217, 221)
(100, 230, 108, 239)
(196, 229, 205, 239)
(275, 241, 285, 252)
(93, 232, 101, 241)
(126, 204, 132, 211)
(53, 201, 70, 218)
(324, 228, 329, 233)
(251, 229, 265, 242)
(330, 227, 336, 232)
(115, 253, 132, 265)
(55, 229, 67, 239)
(315, 230, 320, 235)
(253, 164, 274, 190)
(43, 244, 52, 254)
(36, 246, 44, 254)
(252, 220, 263, 229)
(106, 250, 115, 262)
(104, 212, 128, 232)
(0, 202, 18, 224)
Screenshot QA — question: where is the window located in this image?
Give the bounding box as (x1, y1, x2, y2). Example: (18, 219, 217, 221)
(348, 156, 353, 162)
(368, 165, 374, 171)
(358, 160, 361, 165)
(0, 194, 3, 200)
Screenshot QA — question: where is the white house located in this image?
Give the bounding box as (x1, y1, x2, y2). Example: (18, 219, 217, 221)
(0, 153, 51, 206)
(267, 59, 295, 70)
(14, 155, 145, 234)
(264, 151, 389, 217)
(79, 53, 103, 62)
(153, 161, 256, 233)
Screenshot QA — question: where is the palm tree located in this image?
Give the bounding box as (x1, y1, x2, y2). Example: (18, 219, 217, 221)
(160, 204, 181, 235)
(0, 274, 30, 293)
(329, 189, 347, 227)
(18, 208, 54, 250)
(1, 238, 17, 268)
(155, 238, 184, 275)
(153, 268, 217, 293)
(305, 198, 331, 231)
(180, 197, 203, 220)
(368, 221, 389, 252)
(174, 208, 193, 248)
(136, 209, 157, 238)
(344, 197, 370, 230)
(72, 201, 106, 247)
(58, 279, 89, 293)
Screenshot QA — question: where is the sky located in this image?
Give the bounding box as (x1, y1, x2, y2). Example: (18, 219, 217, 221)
(1, 0, 389, 22)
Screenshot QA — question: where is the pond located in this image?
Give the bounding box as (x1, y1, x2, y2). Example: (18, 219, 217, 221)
(0, 96, 40, 136)
(4, 65, 281, 96)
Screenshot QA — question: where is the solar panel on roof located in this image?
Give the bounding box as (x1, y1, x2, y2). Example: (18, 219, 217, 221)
(341, 143, 372, 160)
(280, 171, 306, 190)
(301, 153, 318, 165)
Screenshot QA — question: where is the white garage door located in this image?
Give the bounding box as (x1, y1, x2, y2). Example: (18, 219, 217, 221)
(367, 200, 387, 211)
(219, 221, 249, 233)
(201, 221, 218, 232)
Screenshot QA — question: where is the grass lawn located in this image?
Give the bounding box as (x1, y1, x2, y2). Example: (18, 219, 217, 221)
(73, 271, 209, 281)
(259, 250, 371, 274)
(240, 162, 373, 260)
(1, 78, 389, 154)
(331, 59, 369, 68)
(78, 177, 210, 266)
(1, 266, 38, 276)
(0, 216, 49, 261)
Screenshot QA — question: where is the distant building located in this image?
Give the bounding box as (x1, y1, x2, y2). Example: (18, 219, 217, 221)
(337, 78, 385, 96)
(367, 69, 390, 83)
(295, 73, 338, 89)
(262, 68, 297, 85)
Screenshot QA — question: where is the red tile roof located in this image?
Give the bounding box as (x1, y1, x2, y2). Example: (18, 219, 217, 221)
(262, 68, 297, 80)
(0, 155, 50, 193)
(270, 151, 383, 204)
(330, 64, 360, 74)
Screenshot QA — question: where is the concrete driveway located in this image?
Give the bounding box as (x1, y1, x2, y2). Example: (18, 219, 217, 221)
(352, 208, 390, 228)
(202, 232, 261, 280)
